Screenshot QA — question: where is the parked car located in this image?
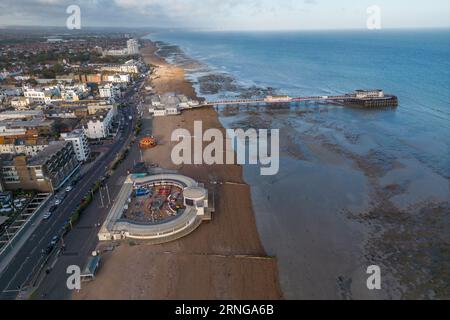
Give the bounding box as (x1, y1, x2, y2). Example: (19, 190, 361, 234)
(13, 199, 23, 208)
(50, 235, 60, 246)
(43, 212, 53, 221)
(65, 186, 73, 193)
(54, 199, 61, 206)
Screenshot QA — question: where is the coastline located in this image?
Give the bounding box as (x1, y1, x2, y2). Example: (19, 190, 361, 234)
(74, 39, 282, 300)
(144, 35, 450, 300)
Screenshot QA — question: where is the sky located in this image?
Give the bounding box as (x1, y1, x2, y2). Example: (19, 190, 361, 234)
(0, 0, 449, 31)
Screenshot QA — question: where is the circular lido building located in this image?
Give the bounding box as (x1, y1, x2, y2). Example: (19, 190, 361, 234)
(98, 174, 213, 243)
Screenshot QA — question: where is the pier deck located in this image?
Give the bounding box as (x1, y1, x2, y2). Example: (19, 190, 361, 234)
(203, 90, 398, 108)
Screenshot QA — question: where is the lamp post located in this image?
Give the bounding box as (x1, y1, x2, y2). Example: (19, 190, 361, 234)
(4, 226, 14, 250)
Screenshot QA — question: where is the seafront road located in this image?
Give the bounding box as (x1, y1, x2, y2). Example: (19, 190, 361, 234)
(0, 80, 145, 300)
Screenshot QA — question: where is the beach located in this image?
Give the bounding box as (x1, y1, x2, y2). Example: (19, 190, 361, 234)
(73, 40, 282, 300)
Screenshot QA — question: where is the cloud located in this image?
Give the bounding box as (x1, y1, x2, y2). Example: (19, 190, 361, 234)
(0, 0, 449, 30)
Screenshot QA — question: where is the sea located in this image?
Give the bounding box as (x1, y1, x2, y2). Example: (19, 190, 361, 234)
(145, 29, 450, 299)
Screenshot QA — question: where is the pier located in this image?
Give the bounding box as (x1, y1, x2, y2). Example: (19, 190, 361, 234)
(204, 89, 398, 108)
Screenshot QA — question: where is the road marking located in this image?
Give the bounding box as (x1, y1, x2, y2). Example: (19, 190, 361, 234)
(5, 256, 29, 290)
(2, 289, 20, 293)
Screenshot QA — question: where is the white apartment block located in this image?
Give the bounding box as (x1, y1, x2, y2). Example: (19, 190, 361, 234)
(83, 108, 115, 139)
(105, 74, 131, 84)
(127, 39, 139, 55)
(101, 64, 139, 74)
(99, 84, 121, 98)
(23, 86, 59, 104)
(61, 129, 91, 162)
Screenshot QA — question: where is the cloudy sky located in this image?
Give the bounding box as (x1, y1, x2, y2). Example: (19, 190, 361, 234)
(1, 0, 449, 30)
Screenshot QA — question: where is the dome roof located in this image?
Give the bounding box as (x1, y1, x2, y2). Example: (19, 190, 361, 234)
(183, 187, 206, 200)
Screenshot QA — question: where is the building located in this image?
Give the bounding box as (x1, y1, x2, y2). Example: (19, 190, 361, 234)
(54, 101, 117, 119)
(0, 138, 48, 157)
(45, 108, 77, 119)
(103, 74, 131, 84)
(0, 141, 80, 193)
(83, 108, 115, 139)
(61, 129, 90, 162)
(149, 105, 181, 117)
(0, 88, 22, 97)
(98, 174, 213, 242)
(355, 90, 385, 99)
(60, 84, 89, 102)
(0, 110, 43, 121)
(99, 83, 121, 99)
(101, 63, 139, 74)
(148, 94, 199, 117)
(150, 95, 161, 107)
(127, 39, 139, 55)
(86, 102, 117, 116)
(10, 97, 30, 109)
(0, 119, 55, 137)
(23, 86, 58, 104)
(103, 48, 128, 57)
(75, 73, 102, 84)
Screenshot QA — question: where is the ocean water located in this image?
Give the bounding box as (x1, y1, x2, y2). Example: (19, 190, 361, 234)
(146, 30, 450, 299)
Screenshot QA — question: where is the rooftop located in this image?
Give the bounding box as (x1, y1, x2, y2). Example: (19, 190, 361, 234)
(0, 110, 43, 116)
(61, 129, 85, 138)
(0, 119, 54, 128)
(28, 141, 69, 166)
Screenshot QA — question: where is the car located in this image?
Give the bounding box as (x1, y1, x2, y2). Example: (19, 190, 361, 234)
(54, 199, 61, 206)
(65, 186, 73, 192)
(14, 202, 23, 209)
(43, 212, 53, 221)
(50, 235, 60, 246)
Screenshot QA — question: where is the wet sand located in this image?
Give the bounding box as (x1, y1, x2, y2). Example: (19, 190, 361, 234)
(219, 107, 450, 300)
(74, 40, 282, 300)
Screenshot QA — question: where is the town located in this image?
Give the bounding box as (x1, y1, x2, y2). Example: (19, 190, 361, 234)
(0, 35, 147, 194)
(0, 30, 206, 300)
(0, 30, 161, 289)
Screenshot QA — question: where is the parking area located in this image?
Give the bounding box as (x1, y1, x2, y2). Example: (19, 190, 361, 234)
(0, 193, 50, 253)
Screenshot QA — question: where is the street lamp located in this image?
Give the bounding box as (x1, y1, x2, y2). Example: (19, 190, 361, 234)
(4, 226, 14, 250)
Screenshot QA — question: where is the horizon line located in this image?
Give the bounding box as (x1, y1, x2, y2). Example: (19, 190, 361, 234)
(1, 25, 450, 32)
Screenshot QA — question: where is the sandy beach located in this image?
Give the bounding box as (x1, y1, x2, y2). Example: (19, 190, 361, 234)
(74, 40, 282, 300)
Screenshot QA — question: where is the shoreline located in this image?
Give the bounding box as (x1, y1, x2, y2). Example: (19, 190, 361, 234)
(74, 39, 282, 300)
(144, 37, 450, 299)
